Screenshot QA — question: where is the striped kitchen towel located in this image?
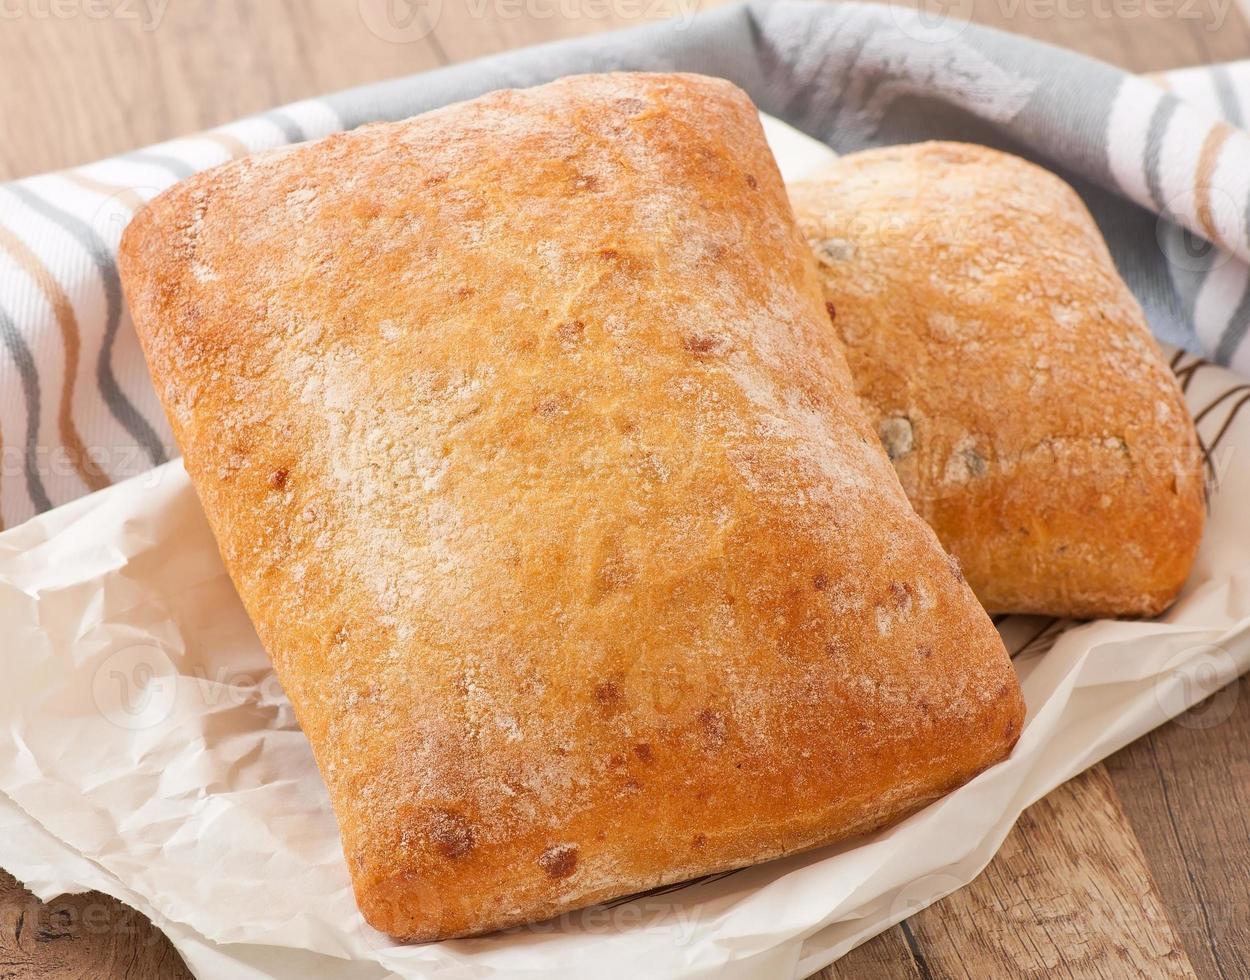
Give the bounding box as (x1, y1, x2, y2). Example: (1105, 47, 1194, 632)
(1, 0, 1249, 529)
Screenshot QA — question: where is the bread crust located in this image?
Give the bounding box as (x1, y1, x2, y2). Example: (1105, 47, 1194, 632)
(119, 76, 1023, 941)
(789, 142, 1205, 618)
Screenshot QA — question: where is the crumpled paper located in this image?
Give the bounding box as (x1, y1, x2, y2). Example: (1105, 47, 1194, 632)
(2, 121, 1249, 980)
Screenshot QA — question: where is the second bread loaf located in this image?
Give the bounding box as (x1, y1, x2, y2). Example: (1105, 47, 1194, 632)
(789, 142, 1205, 618)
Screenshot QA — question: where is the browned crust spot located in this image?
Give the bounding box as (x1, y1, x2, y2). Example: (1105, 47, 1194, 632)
(538, 844, 578, 880)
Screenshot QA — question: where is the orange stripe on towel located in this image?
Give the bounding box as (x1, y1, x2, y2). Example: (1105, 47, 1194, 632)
(59, 171, 148, 212)
(200, 130, 251, 160)
(1194, 122, 1234, 247)
(0, 222, 112, 492)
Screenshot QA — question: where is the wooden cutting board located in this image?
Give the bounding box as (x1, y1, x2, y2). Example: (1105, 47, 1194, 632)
(1, 2, 1248, 977)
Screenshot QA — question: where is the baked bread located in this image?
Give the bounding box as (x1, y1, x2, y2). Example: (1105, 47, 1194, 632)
(789, 142, 1205, 618)
(119, 75, 1024, 941)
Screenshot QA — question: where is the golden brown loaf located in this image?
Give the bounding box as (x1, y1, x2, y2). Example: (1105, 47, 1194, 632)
(119, 75, 1024, 941)
(789, 142, 1205, 619)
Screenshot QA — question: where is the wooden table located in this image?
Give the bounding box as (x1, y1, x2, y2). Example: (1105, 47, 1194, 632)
(2, 2, 1248, 977)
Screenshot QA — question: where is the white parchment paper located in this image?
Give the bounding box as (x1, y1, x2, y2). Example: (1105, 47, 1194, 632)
(2, 121, 1248, 980)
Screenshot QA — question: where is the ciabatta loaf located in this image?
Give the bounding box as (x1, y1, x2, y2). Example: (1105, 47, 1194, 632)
(120, 76, 1024, 941)
(790, 142, 1205, 618)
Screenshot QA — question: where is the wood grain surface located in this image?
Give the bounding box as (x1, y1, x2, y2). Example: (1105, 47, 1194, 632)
(1, 2, 1248, 978)
(829, 765, 1199, 979)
